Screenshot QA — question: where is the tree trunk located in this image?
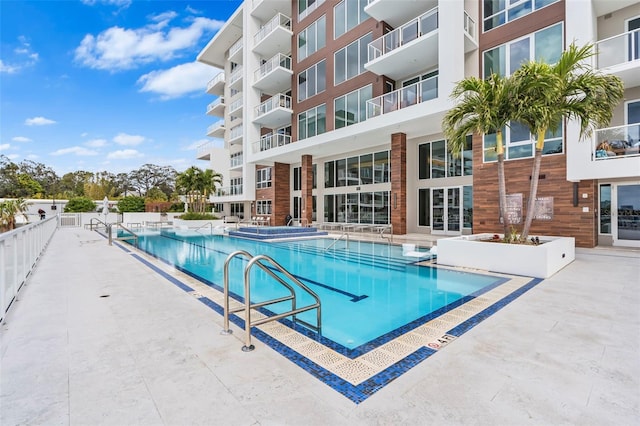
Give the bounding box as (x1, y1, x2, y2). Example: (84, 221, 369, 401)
(521, 130, 546, 241)
(496, 130, 510, 236)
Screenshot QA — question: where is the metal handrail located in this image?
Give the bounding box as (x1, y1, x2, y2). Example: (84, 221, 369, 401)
(108, 222, 139, 248)
(88, 217, 109, 231)
(378, 224, 393, 243)
(222, 250, 322, 351)
(194, 222, 213, 234)
(325, 231, 349, 251)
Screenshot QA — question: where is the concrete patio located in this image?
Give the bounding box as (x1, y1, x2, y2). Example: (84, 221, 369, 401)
(1, 228, 638, 425)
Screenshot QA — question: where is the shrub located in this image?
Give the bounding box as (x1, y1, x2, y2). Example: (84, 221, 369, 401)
(118, 196, 145, 212)
(178, 212, 219, 220)
(64, 197, 96, 212)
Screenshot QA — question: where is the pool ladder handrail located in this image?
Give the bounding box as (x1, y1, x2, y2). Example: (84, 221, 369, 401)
(108, 222, 139, 248)
(194, 222, 213, 234)
(325, 231, 349, 251)
(222, 250, 322, 352)
(88, 217, 109, 231)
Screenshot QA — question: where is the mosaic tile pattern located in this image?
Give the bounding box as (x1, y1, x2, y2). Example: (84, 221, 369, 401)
(121, 241, 543, 404)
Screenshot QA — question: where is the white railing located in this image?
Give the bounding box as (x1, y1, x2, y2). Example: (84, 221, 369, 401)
(366, 75, 438, 118)
(215, 184, 243, 197)
(197, 141, 213, 158)
(229, 37, 243, 58)
(229, 66, 244, 86)
(229, 125, 243, 140)
(464, 10, 476, 40)
(255, 93, 292, 118)
(596, 29, 640, 69)
(207, 120, 225, 135)
(254, 53, 292, 81)
(1, 216, 57, 321)
(207, 73, 225, 91)
(229, 98, 243, 113)
(299, 0, 325, 20)
(594, 123, 640, 160)
(207, 97, 224, 114)
(252, 133, 292, 153)
(254, 13, 291, 45)
(230, 154, 244, 167)
(368, 7, 438, 61)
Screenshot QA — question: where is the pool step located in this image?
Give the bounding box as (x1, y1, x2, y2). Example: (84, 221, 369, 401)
(229, 226, 328, 240)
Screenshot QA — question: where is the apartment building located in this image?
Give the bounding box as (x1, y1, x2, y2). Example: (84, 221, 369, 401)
(196, 0, 639, 248)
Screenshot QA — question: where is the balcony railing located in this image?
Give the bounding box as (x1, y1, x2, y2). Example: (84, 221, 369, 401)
(252, 133, 292, 153)
(597, 29, 640, 69)
(229, 66, 243, 87)
(229, 98, 243, 113)
(255, 93, 292, 117)
(299, 0, 325, 20)
(207, 120, 225, 135)
(366, 75, 438, 118)
(207, 97, 224, 113)
(229, 125, 243, 141)
(254, 13, 291, 45)
(196, 141, 214, 158)
(230, 154, 243, 168)
(463, 11, 476, 40)
(368, 7, 438, 61)
(207, 73, 225, 91)
(215, 184, 243, 197)
(254, 53, 292, 81)
(594, 123, 640, 160)
(229, 37, 243, 58)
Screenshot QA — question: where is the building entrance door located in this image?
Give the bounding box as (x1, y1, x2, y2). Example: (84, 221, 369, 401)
(432, 187, 461, 234)
(616, 184, 640, 247)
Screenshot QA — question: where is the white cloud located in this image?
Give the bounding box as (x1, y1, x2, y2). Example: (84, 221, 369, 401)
(85, 138, 108, 148)
(51, 146, 99, 156)
(1, 37, 39, 73)
(184, 138, 210, 151)
(80, 132, 89, 137)
(74, 16, 224, 71)
(0, 59, 20, 74)
(107, 149, 143, 159)
(12, 136, 32, 143)
(0, 143, 10, 151)
(113, 133, 145, 146)
(185, 6, 202, 15)
(138, 62, 215, 99)
(6, 154, 19, 160)
(26, 154, 39, 160)
(81, 0, 132, 7)
(25, 116, 56, 126)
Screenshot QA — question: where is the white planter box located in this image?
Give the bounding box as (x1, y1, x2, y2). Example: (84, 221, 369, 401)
(437, 233, 575, 279)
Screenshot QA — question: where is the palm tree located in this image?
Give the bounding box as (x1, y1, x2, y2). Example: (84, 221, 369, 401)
(176, 166, 201, 213)
(512, 43, 624, 241)
(200, 169, 223, 212)
(0, 198, 28, 232)
(176, 167, 223, 213)
(443, 73, 515, 236)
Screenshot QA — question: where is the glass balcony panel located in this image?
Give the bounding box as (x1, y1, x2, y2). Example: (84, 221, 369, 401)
(594, 123, 640, 160)
(597, 29, 640, 69)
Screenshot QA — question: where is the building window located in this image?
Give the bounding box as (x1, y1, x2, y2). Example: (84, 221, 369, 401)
(483, 23, 564, 162)
(298, 16, 326, 61)
(324, 191, 389, 224)
(419, 136, 473, 180)
(334, 0, 369, 39)
(293, 166, 302, 191)
(230, 202, 244, 219)
(298, 104, 327, 140)
(298, 60, 326, 102)
(299, 0, 325, 21)
(334, 85, 372, 129)
(418, 189, 430, 227)
(256, 167, 272, 189)
(324, 149, 389, 188)
(483, 0, 559, 32)
(334, 33, 372, 85)
(256, 200, 272, 215)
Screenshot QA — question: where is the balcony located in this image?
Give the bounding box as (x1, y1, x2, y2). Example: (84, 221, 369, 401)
(253, 53, 292, 94)
(366, 75, 438, 119)
(253, 93, 292, 128)
(252, 133, 292, 153)
(196, 141, 213, 161)
(230, 153, 244, 168)
(366, 8, 439, 80)
(253, 13, 292, 59)
(596, 29, 640, 88)
(228, 37, 243, 64)
(206, 73, 225, 95)
(206, 120, 225, 138)
(214, 184, 243, 197)
(206, 97, 225, 116)
(229, 97, 243, 115)
(594, 123, 640, 160)
(228, 66, 243, 91)
(463, 11, 477, 53)
(365, 0, 437, 28)
(229, 125, 243, 145)
(251, 0, 291, 22)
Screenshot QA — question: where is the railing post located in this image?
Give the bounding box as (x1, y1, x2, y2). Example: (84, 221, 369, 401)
(108, 224, 113, 245)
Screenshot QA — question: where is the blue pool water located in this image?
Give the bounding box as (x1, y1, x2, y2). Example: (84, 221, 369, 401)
(127, 229, 503, 350)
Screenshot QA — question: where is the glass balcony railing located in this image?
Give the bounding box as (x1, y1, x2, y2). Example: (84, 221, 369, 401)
(229, 66, 243, 86)
(299, 0, 325, 20)
(464, 10, 476, 40)
(196, 141, 213, 158)
(368, 7, 438, 61)
(366, 75, 438, 118)
(229, 98, 243, 113)
(206, 97, 224, 113)
(230, 154, 243, 168)
(229, 125, 243, 140)
(254, 13, 291, 45)
(215, 184, 243, 197)
(252, 133, 292, 153)
(597, 29, 640, 69)
(229, 37, 243, 58)
(594, 123, 640, 160)
(207, 73, 225, 91)
(207, 120, 225, 135)
(255, 93, 292, 118)
(254, 53, 292, 81)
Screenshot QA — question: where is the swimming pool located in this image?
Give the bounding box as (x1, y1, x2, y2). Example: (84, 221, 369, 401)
(127, 229, 504, 351)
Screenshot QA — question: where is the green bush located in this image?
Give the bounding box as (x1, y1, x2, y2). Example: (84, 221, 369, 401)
(118, 196, 145, 212)
(178, 212, 219, 220)
(64, 197, 96, 212)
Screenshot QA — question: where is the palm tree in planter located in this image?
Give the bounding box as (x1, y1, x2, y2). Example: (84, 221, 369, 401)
(511, 43, 624, 241)
(443, 73, 516, 236)
(200, 169, 223, 212)
(0, 198, 28, 233)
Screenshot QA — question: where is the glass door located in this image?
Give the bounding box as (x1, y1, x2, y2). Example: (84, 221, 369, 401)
(431, 187, 462, 234)
(616, 184, 640, 246)
(432, 188, 445, 231)
(627, 16, 640, 62)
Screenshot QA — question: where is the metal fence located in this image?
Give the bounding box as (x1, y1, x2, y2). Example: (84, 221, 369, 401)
(1, 216, 57, 321)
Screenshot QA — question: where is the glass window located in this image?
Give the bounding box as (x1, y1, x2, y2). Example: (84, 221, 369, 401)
(360, 192, 373, 224)
(374, 151, 389, 183)
(360, 154, 373, 184)
(535, 23, 562, 63)
(419, 143, 431, 179)
(336, 159, 346, 187)
(324, 160, 334, 188)
(347, 156, 359, 186)
(334, 85, 372, 129)
(418, 188, 431, 227)
(293, 167, 301, 191)
(298, 60, 326, 101)
(599, 184, 611, 234)
(298, 104, 326, 140)
(334, 0, 369, 39)
(324, 194, 335, 222)
(483, 0, 559, 32)
(298, 16, 326, 62)
(431, 140, 446, 179)
(256, 167, 272, 189)
(334, 33, 372, 85)
(463, 185, 473, 229)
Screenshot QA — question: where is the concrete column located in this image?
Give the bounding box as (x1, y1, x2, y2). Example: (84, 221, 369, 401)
(301, 154, 313, 226)
(391, 133, 407, 234)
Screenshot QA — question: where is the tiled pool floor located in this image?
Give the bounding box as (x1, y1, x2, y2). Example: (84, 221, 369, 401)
(127, 244, 540, 403)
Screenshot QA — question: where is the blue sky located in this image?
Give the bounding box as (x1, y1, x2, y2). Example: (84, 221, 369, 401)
(0, 0, 241, 176)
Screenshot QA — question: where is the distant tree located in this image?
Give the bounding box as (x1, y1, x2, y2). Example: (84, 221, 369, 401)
(64, 197, 96, 212)
(84, 171, 118, 199)
(58, 171, 93, 198)
(145, 187, 168, 202)
(176, 167, 222, 213)
(128, 164, 177, 197)
(17, 173, 43, 196)
(18, 160, 59, 197)
(114, 172, 132, 197)
(117, 196, 145, 212)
